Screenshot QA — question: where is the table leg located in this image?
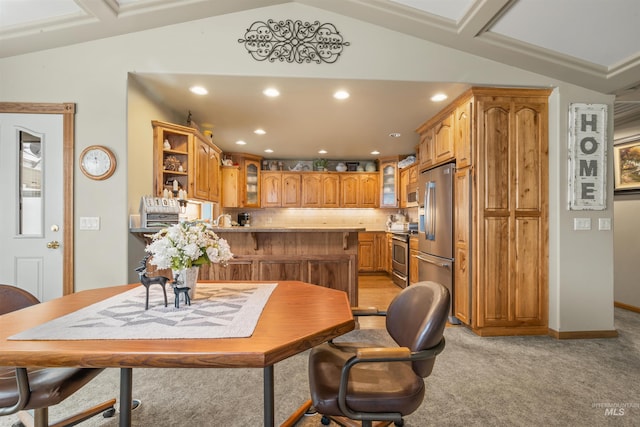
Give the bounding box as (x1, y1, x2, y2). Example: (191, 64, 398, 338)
(264, 365, 274, 427)
(120, 368, 133, 427)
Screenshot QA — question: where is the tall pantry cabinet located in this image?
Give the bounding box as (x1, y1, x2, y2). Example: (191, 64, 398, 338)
(447, 87, 551, 336)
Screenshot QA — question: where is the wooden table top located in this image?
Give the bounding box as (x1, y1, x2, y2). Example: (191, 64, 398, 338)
(0, 281, 355, 369)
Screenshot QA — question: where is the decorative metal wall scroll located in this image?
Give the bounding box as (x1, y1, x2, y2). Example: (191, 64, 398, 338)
(238, 19, 350, 64)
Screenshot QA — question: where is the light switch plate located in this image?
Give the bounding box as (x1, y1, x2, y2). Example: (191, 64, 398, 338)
(573, 218, 591, 231)
(80, 217, 100, 230)
(598, 218, 611, 231)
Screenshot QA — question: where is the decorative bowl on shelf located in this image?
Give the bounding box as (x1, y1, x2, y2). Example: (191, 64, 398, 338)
(365, 162, 376, 172)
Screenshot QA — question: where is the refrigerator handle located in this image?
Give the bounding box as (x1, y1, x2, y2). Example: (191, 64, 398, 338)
(416, 254, 451, 270)
(426, 181, 436, 240)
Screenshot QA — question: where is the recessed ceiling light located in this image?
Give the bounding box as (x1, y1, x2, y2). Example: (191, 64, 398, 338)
(389, 132, 401, 138)
(254, 128, 266, 135)
(189, 86, 208, 95)
(263, 88, 280, 97)
(264, 148, 273, 153)
(333, 90, 350, 100)
(235, 140, 246, 145)
(371, 150, 380, 155)
(318, 149, 327, 154)
(431, 93, 448, 102)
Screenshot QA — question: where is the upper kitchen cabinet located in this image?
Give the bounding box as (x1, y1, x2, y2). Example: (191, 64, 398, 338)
(454, 99, 472, 169)
(434, 112, 455, 164)
(152, 120, 221, 203)
(301, 173, 340, 208)
(341, 173, 379, 208)
(416, 110, 455, 169)
(193, 132, 221, 202)
(261, 171, 301, 207)
(379, 156, 399, 208)
(418, 127, 434, 170)
(153, 120, 192, 198)
(223, 153, 262, 208)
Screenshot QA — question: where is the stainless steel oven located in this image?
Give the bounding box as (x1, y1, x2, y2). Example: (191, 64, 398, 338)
(391, 233, 409, 288)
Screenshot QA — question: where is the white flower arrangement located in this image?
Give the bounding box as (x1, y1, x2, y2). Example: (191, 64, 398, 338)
(145, 221, 233, 270)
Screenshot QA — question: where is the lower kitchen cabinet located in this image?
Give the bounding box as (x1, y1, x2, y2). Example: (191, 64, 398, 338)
(358, 232, 387, 273)
(409, 236, 419, 285)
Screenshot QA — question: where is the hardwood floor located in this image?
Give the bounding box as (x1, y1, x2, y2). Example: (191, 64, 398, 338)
(357, 274, 402, 329)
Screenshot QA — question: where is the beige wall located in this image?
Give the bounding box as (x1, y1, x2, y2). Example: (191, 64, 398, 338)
(0, 3, 621, 332)
(613, 123, 640, 309)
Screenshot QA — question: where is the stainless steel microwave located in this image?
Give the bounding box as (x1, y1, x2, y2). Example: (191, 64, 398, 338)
(406, 184, 418, 207)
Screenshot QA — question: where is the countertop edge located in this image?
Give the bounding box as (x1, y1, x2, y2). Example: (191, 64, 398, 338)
(130, 227, 368, 233)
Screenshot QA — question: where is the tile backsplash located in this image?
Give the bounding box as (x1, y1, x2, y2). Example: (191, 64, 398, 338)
(224, 207, 418, 231)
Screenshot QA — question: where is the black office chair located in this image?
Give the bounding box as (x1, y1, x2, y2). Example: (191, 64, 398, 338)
(0, 284, 116, 427)
(308, 281, 449, 427)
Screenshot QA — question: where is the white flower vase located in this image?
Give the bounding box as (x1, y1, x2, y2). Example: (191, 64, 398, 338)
(172, 266, 200, 300)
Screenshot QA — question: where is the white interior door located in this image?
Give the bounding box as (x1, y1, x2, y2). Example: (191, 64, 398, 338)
(0, 113, 64, 301)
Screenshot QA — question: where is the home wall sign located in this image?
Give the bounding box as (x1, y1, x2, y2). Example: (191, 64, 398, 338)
(568, 103, 607, 210)
(238, 19, 349, 64)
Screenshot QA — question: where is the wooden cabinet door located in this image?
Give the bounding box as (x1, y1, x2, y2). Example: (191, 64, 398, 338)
(221, 166, 239, 208)
(419, 127, 434, 169)
(455, 99, 472, 169)
(434, 112, 455, 164)
(208, 148, 221, 202)
(341, 175, 359, 207)
(301, 173, 322, 207)
(322, 174, 340, 207)
(261, 172, 282, 207)
(408, 164, 418, 185)
(359, 174, 379, 208)
(193, 139, 211, 200)
(475, 95, 548, 330)
(454, 167, 472, 325)
(358, 232, 375, 272)
(399, 168, 408, 208)
(374, 232, 387, 272)
(282, 173, 301, 207)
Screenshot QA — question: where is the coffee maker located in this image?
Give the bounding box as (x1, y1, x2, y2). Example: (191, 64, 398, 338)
(237, 212, 250, 226)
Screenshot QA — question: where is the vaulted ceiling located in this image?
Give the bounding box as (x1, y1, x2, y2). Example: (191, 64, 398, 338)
(2, 0, 639, 158)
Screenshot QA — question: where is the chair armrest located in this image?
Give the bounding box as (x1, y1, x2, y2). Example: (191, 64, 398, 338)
(0, 368, 30, 416)
(351, 306, 387, 316)
(356, 347, 411, 360)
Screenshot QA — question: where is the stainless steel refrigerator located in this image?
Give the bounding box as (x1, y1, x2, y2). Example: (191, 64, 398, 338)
(417, 162, 459, 323)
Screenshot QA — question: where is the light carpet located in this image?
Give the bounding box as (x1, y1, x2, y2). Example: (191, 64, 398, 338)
(9, 283, 277, 340)
(1, 308, 638, 426)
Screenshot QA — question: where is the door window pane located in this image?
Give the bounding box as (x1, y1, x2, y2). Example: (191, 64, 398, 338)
(19, 131, 43, 236)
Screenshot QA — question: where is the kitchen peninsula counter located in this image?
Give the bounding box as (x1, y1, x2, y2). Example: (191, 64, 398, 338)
(131, 226, 363, 305)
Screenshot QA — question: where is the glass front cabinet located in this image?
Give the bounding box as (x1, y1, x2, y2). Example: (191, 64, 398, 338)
(379, 156, 399, 208)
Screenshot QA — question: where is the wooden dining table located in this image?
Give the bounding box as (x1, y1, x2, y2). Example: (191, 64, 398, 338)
(0, 281, 355, 427)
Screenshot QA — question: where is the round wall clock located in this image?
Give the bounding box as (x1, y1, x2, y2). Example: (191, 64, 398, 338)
(79, 145, 117, 180)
